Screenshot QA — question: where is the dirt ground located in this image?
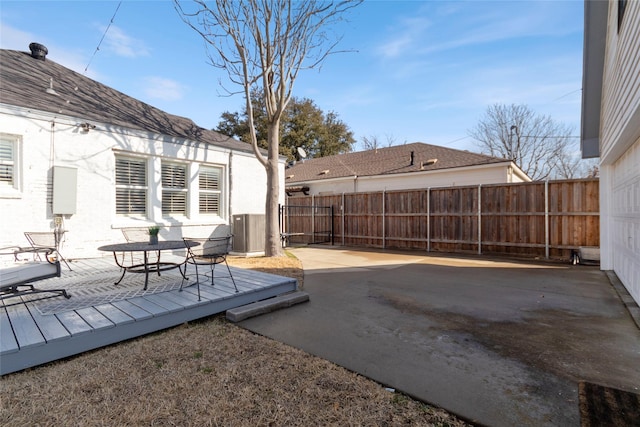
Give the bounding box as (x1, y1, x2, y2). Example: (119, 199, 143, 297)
(0, 254, 469, 427)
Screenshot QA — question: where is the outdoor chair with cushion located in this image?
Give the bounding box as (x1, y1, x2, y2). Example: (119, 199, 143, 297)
(1, 246, 70, 307)
(181, 236, 238, 299)
(24, 231, 72, 271)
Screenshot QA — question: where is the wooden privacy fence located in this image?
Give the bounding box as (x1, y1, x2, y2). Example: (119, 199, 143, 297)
(285, 179, 599, 260)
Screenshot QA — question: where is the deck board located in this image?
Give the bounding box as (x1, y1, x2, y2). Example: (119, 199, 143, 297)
(1, 257, 298, 375)
(5, 305, 45, 350)
(75, 307, 116, 330)
(93, 304, 135, 325)
(0, 308, 19, 354)
(110, 299, 156, 320)
(55, 311, 92, 336)
(27, 305, 71, 343)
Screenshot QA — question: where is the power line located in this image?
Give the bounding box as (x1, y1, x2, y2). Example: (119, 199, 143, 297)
(84, 1, 123, 75)
(553, 88, 582, 102)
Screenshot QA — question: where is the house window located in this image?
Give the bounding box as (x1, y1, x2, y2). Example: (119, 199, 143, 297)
(115, 156, 147, 216)
(199, 166, 222, 215)
(162, 162, 187, 216)
(0, 134, 19, 191)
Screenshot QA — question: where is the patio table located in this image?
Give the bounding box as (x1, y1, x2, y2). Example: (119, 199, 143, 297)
(98, 240, 199, 290)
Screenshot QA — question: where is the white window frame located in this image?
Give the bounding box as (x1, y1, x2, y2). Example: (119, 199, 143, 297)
(161, 161, 188, 217)
(115, 155, 148, 217)
(199, 165, 223, 217)
(0, 133, 21, 197)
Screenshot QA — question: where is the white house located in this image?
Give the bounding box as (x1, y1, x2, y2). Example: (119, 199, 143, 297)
(285, 142, 530, 196)
(582, 1, 640, 305)
(0, 43, 284, 259)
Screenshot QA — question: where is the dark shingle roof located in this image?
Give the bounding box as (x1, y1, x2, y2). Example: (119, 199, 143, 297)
(0, 48, 253, 153)
(286, 142, 512, 183)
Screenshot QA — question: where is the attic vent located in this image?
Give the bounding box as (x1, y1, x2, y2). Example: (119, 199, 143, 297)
(29, 42, 48, 61)
(319, 170, 330, 175)
(421, 159, 438, 169)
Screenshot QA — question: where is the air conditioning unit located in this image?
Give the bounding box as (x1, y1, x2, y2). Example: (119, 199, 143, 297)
(232, 214, 265, 254)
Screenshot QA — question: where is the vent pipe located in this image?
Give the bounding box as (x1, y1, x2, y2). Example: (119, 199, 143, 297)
(410, 151, 415, 166)
(29, 42, 48, 61)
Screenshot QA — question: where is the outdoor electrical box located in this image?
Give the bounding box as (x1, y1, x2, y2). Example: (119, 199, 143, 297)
(52, 166, 77, 215)
(232, 214, 265, 253)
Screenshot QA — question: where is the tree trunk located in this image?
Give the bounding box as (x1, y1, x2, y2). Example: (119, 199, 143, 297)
(265, 121, 284, 257)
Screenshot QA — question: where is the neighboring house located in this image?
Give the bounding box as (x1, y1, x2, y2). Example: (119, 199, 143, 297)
(582, 1, 640, 305)
(285, 142, 530, 196)
(0, 43, 284, 258)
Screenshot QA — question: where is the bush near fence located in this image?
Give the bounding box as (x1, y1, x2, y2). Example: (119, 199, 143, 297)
(284, 179, 599, 261)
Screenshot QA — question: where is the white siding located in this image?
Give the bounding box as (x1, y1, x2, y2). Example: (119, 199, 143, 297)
(599, 0, 640, 305)
(0, 107, 280, 259)
(601, 1, 640, 163)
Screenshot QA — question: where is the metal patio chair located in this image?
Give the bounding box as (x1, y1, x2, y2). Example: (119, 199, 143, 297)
(121, 228, 161, 265)
(181, 236, 238, 298)
(24, 231, 72, 271)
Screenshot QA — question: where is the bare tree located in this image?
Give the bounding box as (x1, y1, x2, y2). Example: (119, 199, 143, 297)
(468, 104, 575, 180)
(361, 134, 397, 151)
(175, 0, 362, 256)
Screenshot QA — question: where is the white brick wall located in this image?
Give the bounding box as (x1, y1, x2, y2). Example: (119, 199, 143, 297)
(0, 107, 283, 259)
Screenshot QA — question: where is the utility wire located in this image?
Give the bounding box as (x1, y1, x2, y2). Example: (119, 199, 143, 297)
(84, 1, 123, 75)
(553, 88, 582, 102)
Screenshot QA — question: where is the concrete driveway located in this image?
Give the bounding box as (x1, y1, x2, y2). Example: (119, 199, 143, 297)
(239, 246, 640, 426)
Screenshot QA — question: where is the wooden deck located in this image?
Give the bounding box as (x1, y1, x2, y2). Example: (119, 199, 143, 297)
(0, 256, 297, 375)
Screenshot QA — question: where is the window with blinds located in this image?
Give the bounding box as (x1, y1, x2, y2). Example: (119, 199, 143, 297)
(115, 156, 147, 216)
(0, 135, 16, 188)
(162, 162, 187, 215)
(199, 166, 222, 215)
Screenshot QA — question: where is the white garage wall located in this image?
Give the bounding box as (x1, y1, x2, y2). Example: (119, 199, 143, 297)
(610, 137, 640, 303)
(599, 1, 640, 304)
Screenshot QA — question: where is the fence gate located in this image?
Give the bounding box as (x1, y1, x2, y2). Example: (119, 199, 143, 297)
(279, 204, 334, 247)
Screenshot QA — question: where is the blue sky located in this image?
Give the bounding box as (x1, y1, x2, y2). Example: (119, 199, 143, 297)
(1, 1, 584, 152)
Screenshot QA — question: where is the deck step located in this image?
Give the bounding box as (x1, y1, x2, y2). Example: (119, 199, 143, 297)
(226, 291, 309, 322)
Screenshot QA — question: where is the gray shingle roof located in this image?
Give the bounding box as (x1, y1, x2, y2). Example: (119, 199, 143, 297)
(0, 47, 253, 154)
(286, 142, 512, 183)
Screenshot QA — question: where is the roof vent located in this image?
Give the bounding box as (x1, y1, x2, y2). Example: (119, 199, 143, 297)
(421, 159, 438, 169)
(29, 42, 48, 61)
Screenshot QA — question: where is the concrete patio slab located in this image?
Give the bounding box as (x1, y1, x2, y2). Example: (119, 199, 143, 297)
(239, 246, 640, 427)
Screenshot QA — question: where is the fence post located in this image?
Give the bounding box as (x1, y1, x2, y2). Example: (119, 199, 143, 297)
(427, 187, 431, 253)
(311, 194, 315, 244)
(341, 192, 345, 246)
(331, 205, 335, 245)
(478, 184, 482, 254)
(382, 190, 386, 249)
(545, 180, 549, 259)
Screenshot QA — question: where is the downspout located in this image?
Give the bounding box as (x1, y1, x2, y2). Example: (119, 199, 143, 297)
(353, 175, 358, 193)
